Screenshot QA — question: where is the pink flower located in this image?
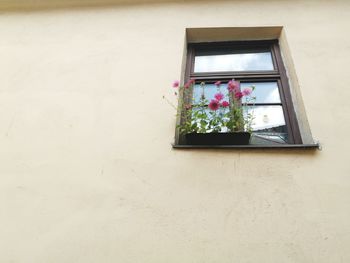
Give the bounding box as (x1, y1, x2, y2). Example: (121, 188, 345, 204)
(242, 87, 252, 96)
(221, 101, 229, 107)
(185, 104, 192, 110)
(228, 80, 240, 92)
(214, 81, 221, 86)
(235, 91, 243, 100)
(208, 99, 220, 111)
(184, 79, 195, 89)
(172, 80, 179, 88)
(214, 92, 224, 101)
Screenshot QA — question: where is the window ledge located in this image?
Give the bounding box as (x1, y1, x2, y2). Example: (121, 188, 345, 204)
(172, 143, 320, 150)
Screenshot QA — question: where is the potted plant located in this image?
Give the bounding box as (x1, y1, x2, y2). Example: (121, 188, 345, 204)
(172, 79, 256, 145)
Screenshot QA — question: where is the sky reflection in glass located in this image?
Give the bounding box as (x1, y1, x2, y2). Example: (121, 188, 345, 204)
(194, 52, 274, 72)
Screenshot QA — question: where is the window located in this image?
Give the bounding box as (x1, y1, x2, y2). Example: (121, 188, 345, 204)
(176, 40, 304, 146)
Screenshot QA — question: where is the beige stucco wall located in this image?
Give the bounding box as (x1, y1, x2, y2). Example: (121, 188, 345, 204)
(0, 0, 349, 262)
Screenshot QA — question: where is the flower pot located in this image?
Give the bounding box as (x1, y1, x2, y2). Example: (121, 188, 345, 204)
(185, 132, 251, 145)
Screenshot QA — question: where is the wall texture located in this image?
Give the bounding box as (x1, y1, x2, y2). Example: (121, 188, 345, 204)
(0, 0, 349, 262)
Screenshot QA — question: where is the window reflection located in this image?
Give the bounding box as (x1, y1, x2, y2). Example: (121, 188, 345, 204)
(250, 133, 289, 144)
(241, 82, 281, 103)
(194, 52, 274, 72)
(243, 106, 286, 131)
(193, 83, 228, 104)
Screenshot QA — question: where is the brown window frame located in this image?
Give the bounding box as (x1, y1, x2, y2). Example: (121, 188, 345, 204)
(176, 39, 302, 145)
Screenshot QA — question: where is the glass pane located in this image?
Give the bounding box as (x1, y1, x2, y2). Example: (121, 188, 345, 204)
(243, 106, 287, 132)
(194, 52, 274, 72)
(250, 133, 289, 145)
(243, 106, 289, 144)
(193, 83, 229, 104)
(241, 82, 281, 104)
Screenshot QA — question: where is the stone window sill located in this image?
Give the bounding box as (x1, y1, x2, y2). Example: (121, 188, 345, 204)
(172, 143, 320, 150)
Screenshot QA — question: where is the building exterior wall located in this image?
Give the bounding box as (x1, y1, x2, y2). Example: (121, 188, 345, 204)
(0, 0, 349, 262)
